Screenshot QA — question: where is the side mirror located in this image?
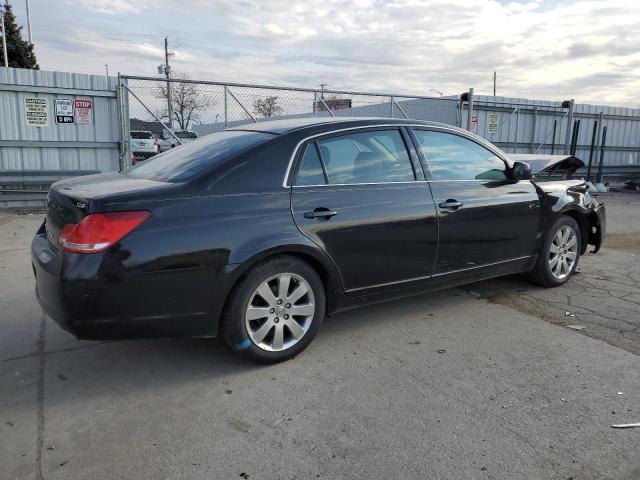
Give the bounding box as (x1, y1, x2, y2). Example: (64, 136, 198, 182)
(512, 161, 533, 180)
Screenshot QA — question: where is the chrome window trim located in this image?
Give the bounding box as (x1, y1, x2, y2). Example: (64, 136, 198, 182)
(292, 180, 429, 188)
(282, 123, 511, 187)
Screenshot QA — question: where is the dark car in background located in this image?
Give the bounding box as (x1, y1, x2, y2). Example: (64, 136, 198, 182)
(159, 129, 199, 151)
(32, 118, 605, 363)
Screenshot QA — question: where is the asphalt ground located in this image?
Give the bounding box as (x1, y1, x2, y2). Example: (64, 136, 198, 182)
(1, 192, 639, 479)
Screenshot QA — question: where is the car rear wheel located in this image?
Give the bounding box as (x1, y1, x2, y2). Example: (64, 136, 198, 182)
(222, 255, 325, 363)
(527, 215, 581, 287)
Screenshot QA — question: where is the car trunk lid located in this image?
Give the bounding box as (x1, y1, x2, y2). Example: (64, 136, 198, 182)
(45, 172, 170, 247)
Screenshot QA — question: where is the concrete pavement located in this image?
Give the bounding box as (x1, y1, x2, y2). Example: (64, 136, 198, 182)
(1, 195, 639, 479)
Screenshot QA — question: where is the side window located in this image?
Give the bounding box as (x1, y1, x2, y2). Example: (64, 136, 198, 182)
(294, 143, 326, 186)
(413, 130, 507, 181)
(318, 130, 415, 184)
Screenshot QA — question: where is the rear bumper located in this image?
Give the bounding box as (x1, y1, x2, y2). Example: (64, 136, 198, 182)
(32, 225, 230, 340)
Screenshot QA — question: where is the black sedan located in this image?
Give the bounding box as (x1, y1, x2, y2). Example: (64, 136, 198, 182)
(32, 118, 605, 362)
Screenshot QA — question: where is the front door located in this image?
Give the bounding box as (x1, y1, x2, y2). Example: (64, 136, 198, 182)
(410, 128, 540, 274)
(290, 128, 438, 292)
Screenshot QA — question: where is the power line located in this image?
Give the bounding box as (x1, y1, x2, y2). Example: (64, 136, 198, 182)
(32, 26, 402, 69)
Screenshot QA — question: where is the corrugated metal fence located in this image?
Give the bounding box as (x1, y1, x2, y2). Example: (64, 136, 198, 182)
(2, 66, 640, 207)
(0, 66, 121, 206)
(465, 95, 640, 178)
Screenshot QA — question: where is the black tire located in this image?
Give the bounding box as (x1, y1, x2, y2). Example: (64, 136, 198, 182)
(222, 255, 325, 363)
(527, 215, 581, 287)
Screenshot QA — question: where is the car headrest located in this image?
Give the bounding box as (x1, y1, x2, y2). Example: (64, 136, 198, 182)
(352, 151, 381, 183)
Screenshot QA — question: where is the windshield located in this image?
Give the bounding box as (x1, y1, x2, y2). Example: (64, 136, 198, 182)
(131, 131, 153, 139)
(175, 131, 197, 139)
(128, 130, 273, 182)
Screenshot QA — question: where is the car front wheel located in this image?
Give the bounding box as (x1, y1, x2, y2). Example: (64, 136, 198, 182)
(222, 255, 325, 363)
(528, 215, 581, 287)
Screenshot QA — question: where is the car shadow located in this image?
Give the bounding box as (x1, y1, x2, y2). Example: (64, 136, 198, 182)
(9, 277, 536, 411)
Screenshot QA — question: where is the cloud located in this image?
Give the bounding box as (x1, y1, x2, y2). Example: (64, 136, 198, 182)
(69, 0, 148, 14)
(15, 0, 640, 103)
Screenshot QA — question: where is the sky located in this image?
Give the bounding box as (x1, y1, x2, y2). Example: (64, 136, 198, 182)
(8, 0, 640, 104)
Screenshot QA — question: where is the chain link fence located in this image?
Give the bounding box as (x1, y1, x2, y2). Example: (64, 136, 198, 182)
(118, 75, 640, 182)
(118, 75, 460, 168)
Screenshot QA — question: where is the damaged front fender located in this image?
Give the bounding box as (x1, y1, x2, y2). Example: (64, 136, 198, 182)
(534, 179, 606, 254)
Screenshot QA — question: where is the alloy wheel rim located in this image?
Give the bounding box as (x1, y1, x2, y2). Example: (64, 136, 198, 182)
(245, 273, 315, 352)
(549, 225, 578, 280)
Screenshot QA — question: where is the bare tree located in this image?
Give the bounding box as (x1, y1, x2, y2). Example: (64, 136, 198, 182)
(156, 74, 214, 130)
(253, 96, 284, 118)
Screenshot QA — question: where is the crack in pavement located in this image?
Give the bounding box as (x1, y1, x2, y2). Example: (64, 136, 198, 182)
(463, 244, 640, 356)
(35, 312, 47, 480)
(1, 340, 107, 364)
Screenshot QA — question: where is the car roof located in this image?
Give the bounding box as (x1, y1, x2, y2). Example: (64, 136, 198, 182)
(228, 117, 453, 135)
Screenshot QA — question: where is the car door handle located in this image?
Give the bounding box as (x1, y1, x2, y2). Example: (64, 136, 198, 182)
(304, 208, 339, 219)
(438, 199, 464, 210)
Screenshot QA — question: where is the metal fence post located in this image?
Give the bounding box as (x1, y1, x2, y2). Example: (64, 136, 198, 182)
(530, 107, 537, 153)
(466, 88, 474, 132)
(121, 77, 131, 170)
(116, 74, 125, 171)
(586, 120, 599, 181)
(390, 96, 394, 118)
(564, 98, 574, 154)
(595, 111, 603, 164)
(313, 91, 317, 117)
(224, 85, 228, 129)
(551, 119, 557, 154)
(597, 126, 607, 183)
(514, 109, 520, 152)
(570, 120, 581, 156)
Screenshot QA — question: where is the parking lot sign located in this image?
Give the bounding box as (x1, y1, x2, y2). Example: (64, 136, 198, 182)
(55, 99, 74, 124)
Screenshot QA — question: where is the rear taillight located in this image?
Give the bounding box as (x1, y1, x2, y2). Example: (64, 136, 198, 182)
(59, 211, 150, 254)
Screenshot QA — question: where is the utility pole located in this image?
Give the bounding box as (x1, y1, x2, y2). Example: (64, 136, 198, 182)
(164, 37, 173, 129)
(319, 83, 326, 99)
(466, 87, 474, 132)
(105, 64, 109, 77)
(493, 71, 497, 97)
(25, 0, 33, 44)
(1, 8, 7, 68)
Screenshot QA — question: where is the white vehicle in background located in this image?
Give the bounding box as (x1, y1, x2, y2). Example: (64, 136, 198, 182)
(159, 130, 199, 151)
(130, 131, 159, 161)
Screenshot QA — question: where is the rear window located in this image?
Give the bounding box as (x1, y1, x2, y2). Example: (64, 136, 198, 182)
(128, 130, 272, 182)
(131, 131, 153, 139)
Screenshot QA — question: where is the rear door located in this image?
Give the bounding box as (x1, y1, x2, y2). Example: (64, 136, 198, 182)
(410, 127, 539, 274)
(290, 127, 438, 293)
